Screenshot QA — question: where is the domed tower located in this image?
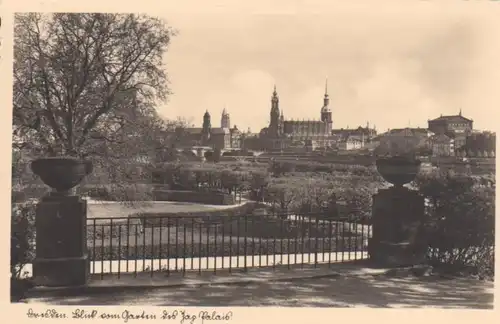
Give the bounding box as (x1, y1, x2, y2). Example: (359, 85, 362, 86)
(269, 85, 281, 137)
(221, 107, 230, 129)
(202, 110, 211, 144)
(320, 78, 333, 132)
(278, 109, 284, 136)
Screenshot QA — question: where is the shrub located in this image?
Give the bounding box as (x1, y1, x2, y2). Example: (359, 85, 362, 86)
(11, 201, 36, 302)
(415, 171, 495, 280)
(153, 190, 235, 205)
(80, 184, 153, 202)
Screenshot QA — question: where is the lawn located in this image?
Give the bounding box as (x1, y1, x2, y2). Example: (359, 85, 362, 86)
(87, 201, 241, 219)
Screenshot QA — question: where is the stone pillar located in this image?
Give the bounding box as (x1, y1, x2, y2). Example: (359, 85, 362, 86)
(368, 186, 427, 267)
(33, 194, 89, 287)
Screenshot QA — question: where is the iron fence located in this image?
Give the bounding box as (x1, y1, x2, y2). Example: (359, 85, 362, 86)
(86, 213, 371, 278)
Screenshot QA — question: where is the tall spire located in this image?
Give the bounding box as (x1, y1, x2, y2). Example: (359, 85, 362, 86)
(459, 108, 462, 116)
(273, 84, 277, 96)
(322, 77, 330, 111)
(324, 77, 328, 97)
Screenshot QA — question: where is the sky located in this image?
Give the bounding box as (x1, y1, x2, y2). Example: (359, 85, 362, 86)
(155, 1, 500, 133)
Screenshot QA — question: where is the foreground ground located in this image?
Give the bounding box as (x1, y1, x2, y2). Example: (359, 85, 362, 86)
(26, 268, 493, 308)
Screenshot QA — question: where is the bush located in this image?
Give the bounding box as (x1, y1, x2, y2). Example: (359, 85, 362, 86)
(80, 184, 153, 201)
(153, 189, 235, 205)
(415, 171, 495, 280)
(11, 201, 36, 301)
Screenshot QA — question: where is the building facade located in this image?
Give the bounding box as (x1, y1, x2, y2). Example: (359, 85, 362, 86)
(428, 110, 473, 150)
(176, 109, 241, 150)
(260, 82, 336, 150)
(375, 127, 434, 156)
(430, 134, 454, 157)
(456, 131, 496, 158)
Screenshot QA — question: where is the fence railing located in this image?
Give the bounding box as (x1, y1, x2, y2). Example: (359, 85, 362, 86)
(86, 213, 371, 278)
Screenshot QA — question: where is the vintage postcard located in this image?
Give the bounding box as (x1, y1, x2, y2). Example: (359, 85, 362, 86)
(2, 0, 499, 323)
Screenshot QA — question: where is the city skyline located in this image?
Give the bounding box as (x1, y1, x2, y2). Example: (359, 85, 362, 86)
(156, 2, 499, 133)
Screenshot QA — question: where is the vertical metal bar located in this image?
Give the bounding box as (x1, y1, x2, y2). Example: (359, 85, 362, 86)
(314, 216, 319, 268)
(183, 222, 187, 276)
(321, 219, 326, 263)
(118, 224, 122, 278)
(295, 215, 299, 266)
(301, 215, 305, 268)
(259, 216, 262, 268)
(354, 221, 358, 261)
(244, 214, 248, 271)
(221, 219, 225, 270)
(328, 218, 333, 266)
(214, 224, 218, 274)
(279, 213, 283, 267)
(134, 224, 138, 277)
(273, 215, 277, 270)
(341, 221, 345, 262)
(142, 216, 146, 271)
(198, 221, 202, 275)
(251, 215, 255, 268)
(175, 217, 179, 272)
(151, 222, 155, 277)
(348, 222, 352, 261)
(266, 218, 269, 267)
(159, 218, 163, 272)
(109, 219, 113, 274)
(206, 223, 210, 270)
(92, 219, 96, 274)
(287, 215, 291, 269)
(335, 220, 339, 262)
(361, 220, 365, 259)
(236, 216, 240, 269)
(307, 214, 312, 264)
(126, 218, 130, 273)
(100, 224, 104, 279)
(191, 218, 195, 270)
(229, 216, 233, 273)
(167, 219, 171, 275)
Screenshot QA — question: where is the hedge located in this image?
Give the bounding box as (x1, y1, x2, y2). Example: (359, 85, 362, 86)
(153, 189, 235, 205)
(130, 202, 269, 223)
(88, 236, 366, 261)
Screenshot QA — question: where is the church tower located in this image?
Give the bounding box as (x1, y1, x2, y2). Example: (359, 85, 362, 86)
(202, 110, 211, 144)
(269, 85, 281, 137)
(221, 107, 230, 129)
(320, 78, 333, 132)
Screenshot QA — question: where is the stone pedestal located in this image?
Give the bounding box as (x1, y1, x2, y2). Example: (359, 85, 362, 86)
(33, 194, 89, 287)
(368, 186, 427, 267)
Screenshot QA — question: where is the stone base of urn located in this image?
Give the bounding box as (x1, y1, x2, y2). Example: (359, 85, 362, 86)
(368, 240, 427, 267)
(368, 186, 427, 267)
(33, 194, 90, 287)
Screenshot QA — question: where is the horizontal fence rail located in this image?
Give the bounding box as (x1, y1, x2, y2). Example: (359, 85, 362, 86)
(85, 213, 371, 279)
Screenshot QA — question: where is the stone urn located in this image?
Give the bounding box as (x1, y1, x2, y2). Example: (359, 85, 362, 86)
(31, 157, 93, 195)
(375, 156, 421, 187)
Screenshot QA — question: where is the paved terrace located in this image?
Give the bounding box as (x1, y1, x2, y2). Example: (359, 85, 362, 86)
(25, 263, 494, 309)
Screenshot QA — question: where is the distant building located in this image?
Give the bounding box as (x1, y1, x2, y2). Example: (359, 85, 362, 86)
(456, 131, 496, 158)
(428, 110, 473, 150)
(376, 127, 434, 156)
(430, 134, 454, 157)
(175, 109, 241, 150)
(338, 135, 365, 151)
(331, 123, 377, 150)
(260, 81, 336, 150)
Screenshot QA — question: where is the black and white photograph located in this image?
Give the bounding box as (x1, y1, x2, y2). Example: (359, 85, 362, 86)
(8, 0, 497, 311)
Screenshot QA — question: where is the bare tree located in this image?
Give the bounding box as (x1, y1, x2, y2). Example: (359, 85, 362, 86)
(13, 13, 176, 158)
